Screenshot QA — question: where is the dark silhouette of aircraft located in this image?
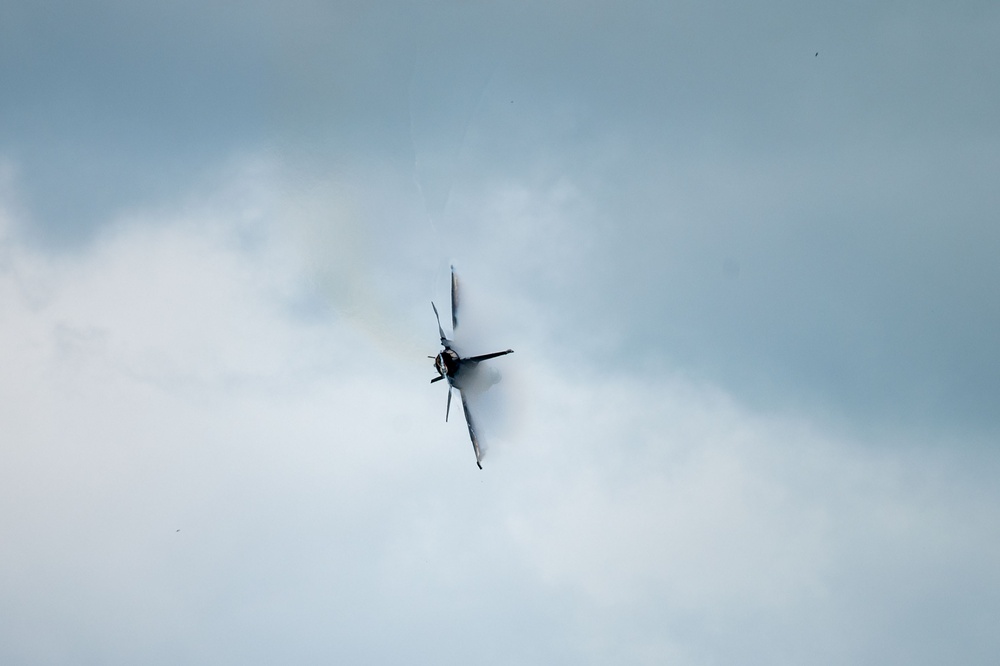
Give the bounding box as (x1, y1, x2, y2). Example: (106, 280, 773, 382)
(430, 266, 512, 469)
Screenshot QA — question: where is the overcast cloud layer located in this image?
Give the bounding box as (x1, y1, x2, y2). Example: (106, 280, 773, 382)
(2, 2, 999, 664)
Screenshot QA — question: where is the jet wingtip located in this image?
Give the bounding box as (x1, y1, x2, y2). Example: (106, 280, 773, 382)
(477, 461, 482, 470)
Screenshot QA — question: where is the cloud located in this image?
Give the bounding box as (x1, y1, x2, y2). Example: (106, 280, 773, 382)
(5, 0, 999, 431)
(1, 162, 998, 664)
(3, 2, 1000, 662)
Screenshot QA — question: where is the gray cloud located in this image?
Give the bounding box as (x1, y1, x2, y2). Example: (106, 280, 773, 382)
(2, 161, 998, 664)
(2, 2, 1000, 663)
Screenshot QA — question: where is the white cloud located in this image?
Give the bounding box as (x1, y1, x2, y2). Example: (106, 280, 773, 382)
(1, 159, 998, 665)
(4, 2, 1000, 661)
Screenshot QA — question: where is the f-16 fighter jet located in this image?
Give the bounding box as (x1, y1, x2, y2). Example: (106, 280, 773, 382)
(430, 266, 512, 469)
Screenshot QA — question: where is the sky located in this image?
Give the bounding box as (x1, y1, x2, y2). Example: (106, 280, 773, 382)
(1, 1, 999, 663)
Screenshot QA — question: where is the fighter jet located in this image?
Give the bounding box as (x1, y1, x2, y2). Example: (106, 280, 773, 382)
(430, 266, 513, 469)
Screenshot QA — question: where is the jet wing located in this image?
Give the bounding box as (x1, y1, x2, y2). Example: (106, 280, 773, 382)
(431, 302, 447, 345)
(460, 391, 483, 469)
(450, 265, 459, 331)
(462, 349, 513, 364)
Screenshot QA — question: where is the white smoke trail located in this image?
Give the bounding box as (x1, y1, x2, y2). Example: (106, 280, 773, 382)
(277, 172, 428, 363)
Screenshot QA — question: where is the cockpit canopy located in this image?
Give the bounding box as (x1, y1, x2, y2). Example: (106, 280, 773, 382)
(434, 348, 461, 378)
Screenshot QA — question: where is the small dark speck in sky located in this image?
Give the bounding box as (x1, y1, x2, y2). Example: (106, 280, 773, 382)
(815, 52, 819, 56)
